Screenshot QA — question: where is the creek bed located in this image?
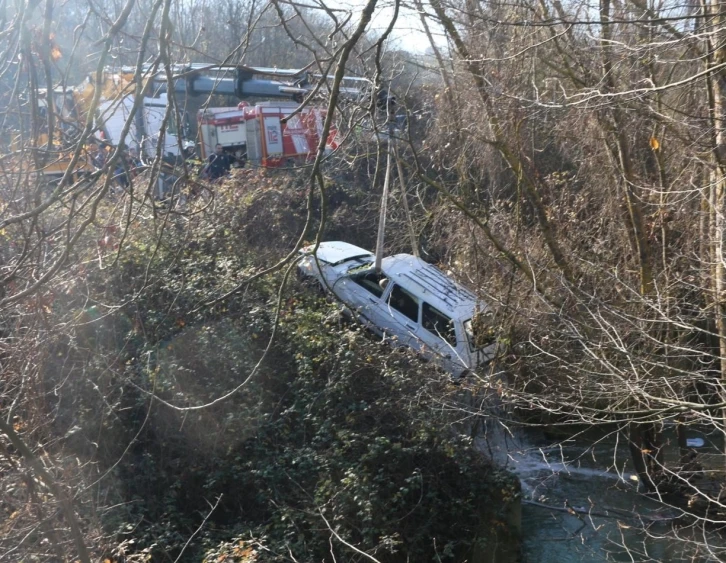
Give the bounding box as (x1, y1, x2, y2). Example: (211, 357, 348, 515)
(478, 425, 726, 562)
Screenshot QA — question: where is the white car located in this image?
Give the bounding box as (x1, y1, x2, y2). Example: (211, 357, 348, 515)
(297, 241, 498, 376)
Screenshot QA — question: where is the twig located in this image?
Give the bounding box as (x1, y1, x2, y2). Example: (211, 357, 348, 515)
(173, 494, 223, 563)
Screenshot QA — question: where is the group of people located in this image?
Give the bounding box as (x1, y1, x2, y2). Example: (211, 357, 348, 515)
(89, 143, 142, 192)
(88, 142, 236, 195)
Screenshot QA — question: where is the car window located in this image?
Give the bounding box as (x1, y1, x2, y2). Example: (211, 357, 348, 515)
(464, 312, 496, 351)
(388, 284, 419, 322)
(422, 303, 457, 346)
(352, 271, 388, 298)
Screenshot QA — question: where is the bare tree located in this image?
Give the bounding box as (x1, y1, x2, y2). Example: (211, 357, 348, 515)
(403, 0, 726, 557)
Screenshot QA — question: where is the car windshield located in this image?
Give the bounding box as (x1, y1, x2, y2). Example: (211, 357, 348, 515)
(464, 311, 496, 352)
(351, 269, 387, 298)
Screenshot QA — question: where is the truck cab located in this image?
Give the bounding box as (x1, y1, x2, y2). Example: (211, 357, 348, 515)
(97, 93, 191, 162)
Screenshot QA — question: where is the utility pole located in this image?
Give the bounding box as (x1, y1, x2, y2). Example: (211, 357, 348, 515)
(374, 127, 393, 273)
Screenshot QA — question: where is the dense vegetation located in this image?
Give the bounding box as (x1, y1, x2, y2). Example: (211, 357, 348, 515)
(0, 174, 519, 561)
(6, 0, 726, 560)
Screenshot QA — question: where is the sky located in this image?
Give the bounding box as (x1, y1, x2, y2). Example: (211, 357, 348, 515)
(318, 0, 446, 54)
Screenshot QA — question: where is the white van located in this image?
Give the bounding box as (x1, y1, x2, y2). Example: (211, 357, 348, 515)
(298, 242, 499, 376)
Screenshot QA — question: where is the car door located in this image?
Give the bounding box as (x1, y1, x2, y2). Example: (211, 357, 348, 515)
(377, 283, 420, 350)
(417, 302, 467, 372)
(333, 270, 388, 334)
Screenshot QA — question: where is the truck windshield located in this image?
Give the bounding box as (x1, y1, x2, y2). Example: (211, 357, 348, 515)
(166, 113, 178, 136)
(166, 111, 190, 138)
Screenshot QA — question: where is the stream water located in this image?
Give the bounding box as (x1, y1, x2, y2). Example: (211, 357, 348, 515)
(478, 423, 726, 562)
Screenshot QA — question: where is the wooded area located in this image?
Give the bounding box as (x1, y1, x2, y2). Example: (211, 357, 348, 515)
(2, 0, 726, 560)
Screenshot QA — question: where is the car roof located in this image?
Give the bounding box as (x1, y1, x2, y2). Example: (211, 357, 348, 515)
(381, 254, 485, 318)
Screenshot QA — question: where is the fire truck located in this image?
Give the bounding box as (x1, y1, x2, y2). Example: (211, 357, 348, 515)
(171, 63, 361, 167)
(13, 63, 368, 184)
(197, 101, 339, 167)
(93, 63, 367, 168)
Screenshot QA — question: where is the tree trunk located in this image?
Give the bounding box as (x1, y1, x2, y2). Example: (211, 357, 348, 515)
(705, 0, 726, 470)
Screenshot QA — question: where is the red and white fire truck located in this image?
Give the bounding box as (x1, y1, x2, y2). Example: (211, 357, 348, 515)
(85, 63, 365, 169)
(197, 101, 339, 167)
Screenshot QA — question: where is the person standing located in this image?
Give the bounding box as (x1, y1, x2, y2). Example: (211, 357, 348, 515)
(204, 144, 233, 180)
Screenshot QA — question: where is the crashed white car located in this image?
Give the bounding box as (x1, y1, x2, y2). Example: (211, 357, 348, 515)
(297, 241, 498, 376)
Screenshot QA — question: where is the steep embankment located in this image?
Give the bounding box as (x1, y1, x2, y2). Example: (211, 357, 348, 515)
(16, 169, 521, 562)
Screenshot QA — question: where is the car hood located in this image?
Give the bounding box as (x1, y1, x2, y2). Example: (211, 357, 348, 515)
(305, 241, 374, 266)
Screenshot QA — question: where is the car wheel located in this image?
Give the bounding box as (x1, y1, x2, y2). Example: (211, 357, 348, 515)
(297, 270, 325, 294)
